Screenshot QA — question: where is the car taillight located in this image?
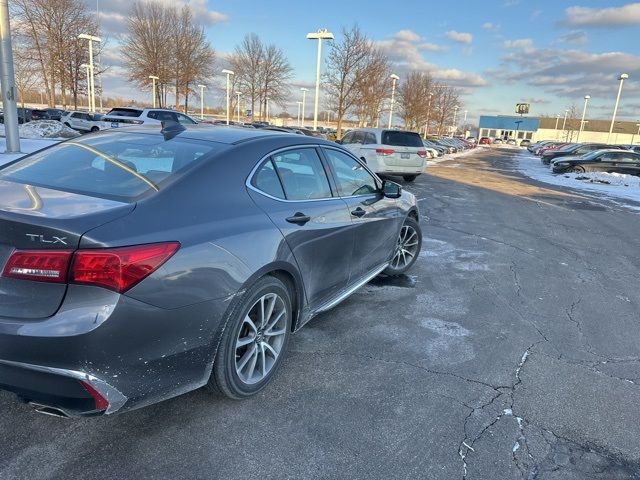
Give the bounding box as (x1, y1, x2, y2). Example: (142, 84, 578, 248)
(417, 150, 427, 158)
(375, 148, 395, 156)
(2, 250, 72, 283)
(79, 380, 109, 411)
(71, 242, 180, 293)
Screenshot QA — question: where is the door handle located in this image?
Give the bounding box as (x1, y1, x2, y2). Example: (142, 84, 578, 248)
(285, 212, 311, 225)
(351, 207, 366, 218)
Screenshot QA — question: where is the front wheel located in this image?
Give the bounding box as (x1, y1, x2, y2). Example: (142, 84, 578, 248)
(570, 166, 585, 174)
(90, 126, 99, 132)
(208, 276, 292, 399)
(384, 216, 422, 276)
(402, 175, 418, 182)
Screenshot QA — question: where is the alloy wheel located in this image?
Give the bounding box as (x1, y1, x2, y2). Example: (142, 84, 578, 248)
(234, 293, 287, 385)
(391, 224, 419, 270)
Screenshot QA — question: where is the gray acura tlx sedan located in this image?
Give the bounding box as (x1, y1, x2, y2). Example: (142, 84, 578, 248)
(0, 124, 422, 417)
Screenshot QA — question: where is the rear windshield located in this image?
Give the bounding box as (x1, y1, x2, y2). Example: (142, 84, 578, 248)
(382, 131, 423, 147)
(0, 132, 221, 202)
(106, 108, 143, 117)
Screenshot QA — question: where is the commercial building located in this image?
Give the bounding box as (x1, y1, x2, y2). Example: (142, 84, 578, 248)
(478, 115, 640, 145)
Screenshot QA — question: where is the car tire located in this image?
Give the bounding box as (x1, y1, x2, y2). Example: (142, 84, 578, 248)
(384, 216, 422, 276)
(403, 175, 418, 182)
(207, 276, 292, 399)
(90, 126, 99, 132)
(571, 166, 585, 174)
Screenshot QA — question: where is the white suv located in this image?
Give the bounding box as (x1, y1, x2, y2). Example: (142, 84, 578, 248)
(61, 111, 110, 133)
(101, 107, 198, 128)
(340, 128, 427, 182)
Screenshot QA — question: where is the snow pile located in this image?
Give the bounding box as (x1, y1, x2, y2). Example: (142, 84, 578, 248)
(18, 120, 79, 139)
(516, 151, 640, 207)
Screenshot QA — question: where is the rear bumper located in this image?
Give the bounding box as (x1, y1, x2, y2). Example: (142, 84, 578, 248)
(0, 285, 230, 415)
(0, 359, 126, 417)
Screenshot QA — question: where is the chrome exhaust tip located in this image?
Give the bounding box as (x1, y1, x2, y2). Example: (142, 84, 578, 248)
(29, 402, 70, 418)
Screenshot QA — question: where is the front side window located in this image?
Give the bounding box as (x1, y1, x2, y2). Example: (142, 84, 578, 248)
(341, 132, 355, 144)
(177, 114, 197, 125)
(323, 148, 378, 197)
(271, 148, 332, 200)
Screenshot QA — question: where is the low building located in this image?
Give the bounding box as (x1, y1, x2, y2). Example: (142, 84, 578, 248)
(478, 115, 640, 145)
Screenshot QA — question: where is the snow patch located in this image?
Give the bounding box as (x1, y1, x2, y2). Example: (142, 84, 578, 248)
(516, 151, 640, 209)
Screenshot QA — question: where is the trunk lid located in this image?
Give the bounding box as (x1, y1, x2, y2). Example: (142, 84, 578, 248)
(0, 180, 134, 319)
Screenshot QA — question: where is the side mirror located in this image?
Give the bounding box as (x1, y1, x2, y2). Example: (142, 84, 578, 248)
(382, 180, 402, 199)
(335, 139, 342, 144)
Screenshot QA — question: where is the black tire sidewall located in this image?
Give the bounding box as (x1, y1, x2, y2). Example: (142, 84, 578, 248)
(403, 175, 417, 182)
(384, 216, 422, 276)
(213, 276, 292, 399)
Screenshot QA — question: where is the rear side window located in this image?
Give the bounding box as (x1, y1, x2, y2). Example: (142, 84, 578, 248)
(271, 148, 332, 200)
(107, 108, 143, 117)
(0, 132, 220, 201)
(381, 131, 423, 147)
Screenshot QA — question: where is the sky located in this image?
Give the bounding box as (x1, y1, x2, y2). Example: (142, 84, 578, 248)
(90, 0, 640, 124)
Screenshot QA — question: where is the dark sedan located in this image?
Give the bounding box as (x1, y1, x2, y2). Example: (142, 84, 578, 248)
(542, 143, 623, 164)
(552, 149, 640, 175)
(0, 125, 422, 417)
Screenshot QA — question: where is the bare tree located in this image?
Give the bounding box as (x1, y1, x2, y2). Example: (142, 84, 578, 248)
(122, 1, 215, 110)
(12, 0, 99, 108)
(432, 86, 462, 135)
(257, 44, 293, 121)
(397, 72, 435, 132)
(323, 25, 372, 138)
(228, 34, 264, 118)
(354, 47, 390, 127)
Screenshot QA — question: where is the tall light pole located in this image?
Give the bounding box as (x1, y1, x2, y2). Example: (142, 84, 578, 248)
(296, 101, 302, 126)
(423, 93, 433, 138)
(607, 73, 629, 144)
(149, 75, 159, 108)
(388, 73, 399, 128)
(222, 69, 234, 125)
(300, 88, 308, 127)
(197, 84, 206, 119)
(78, 34, 101, 112)
(576, 95, 590, 143)
(306, 28, 334, 131)
(235, 91, 241, 123)
(82, 64, 91, 109)
(0, 0, 20, 152)
(561, 109, 569, 141)
(266, 97, 270, 123)
(452, 106, 459, 135)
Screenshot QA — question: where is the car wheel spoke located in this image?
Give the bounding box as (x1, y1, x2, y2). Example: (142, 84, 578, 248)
(237, 344, 257, 372)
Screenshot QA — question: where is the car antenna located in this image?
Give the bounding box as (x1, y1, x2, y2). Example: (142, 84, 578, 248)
(160, 120, 186, 140)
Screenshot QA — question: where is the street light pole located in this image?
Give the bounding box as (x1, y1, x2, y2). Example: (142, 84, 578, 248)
(561, 109, 569, 141)
(607, 73, 629, 144)
(197, 84, 206, 119)
(388, 73, 399, 129)
(82, 64, 92, 109)
(423, 93, 433, 139)
(222, 69, 234, 125)
(452, 106, 459, 135)
(306, 28, 334, 131)
(235, 91, 241, 123)
(149, 75, 159, 108)
(576, 95, 590, 143)
(300, 88, 308, 127)
(296, 101, 302, 126)
(78, 34, 101, 112)
(0, 0, 20, 152)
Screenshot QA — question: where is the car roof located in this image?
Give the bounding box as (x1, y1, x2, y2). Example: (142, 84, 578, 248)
(91, 124, 333, 145)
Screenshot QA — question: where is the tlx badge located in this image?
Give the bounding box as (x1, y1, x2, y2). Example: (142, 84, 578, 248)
(25, 234, 68, 245)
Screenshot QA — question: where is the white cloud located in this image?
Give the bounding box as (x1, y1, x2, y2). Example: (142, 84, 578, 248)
(418, 42, 448, 52)
(445, 30, 473, 45)
(563, 3, 640, 28)
(482, 22, 499, 31)
(503, 38, 535, 53)
(504, 0, 521, 5)
(394, 30, 421, 43)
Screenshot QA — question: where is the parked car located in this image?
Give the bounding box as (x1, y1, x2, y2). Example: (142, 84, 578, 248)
(519, 139, 531, 147)
(493, 138, 503, 144)
(101, 107, 198, 127)
(423, 146, 438, 158)
(538, 142, 570, 156)
(424, 140, 446, 156)
(506, 139, 517, 145)
(340, 128, 427, 182)
(41, 108, 64, 121)
(552, 149, 640, 175)
(542, 143, 623, 165)
(61, 111, 111, 133)
(0, 125, 422, 417)
(479, 137, 491, 145)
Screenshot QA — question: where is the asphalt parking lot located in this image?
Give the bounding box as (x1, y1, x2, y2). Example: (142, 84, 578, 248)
(2, 147, 640, 480)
